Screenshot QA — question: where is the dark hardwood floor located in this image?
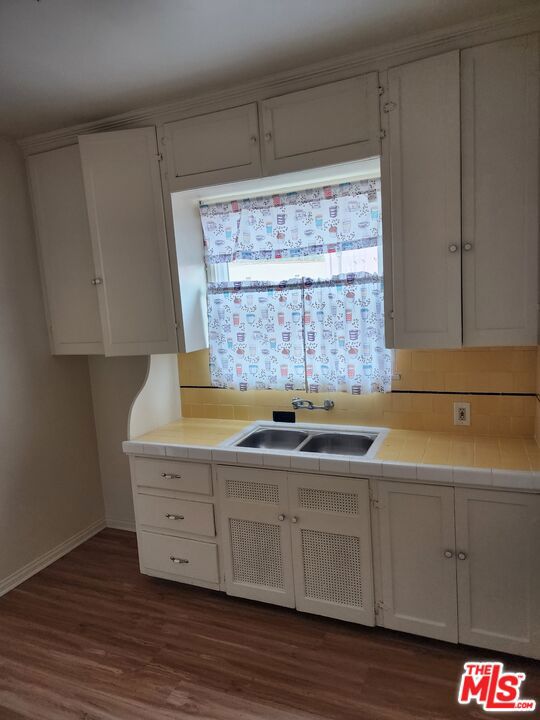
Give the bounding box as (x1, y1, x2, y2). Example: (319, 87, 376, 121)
(0, 529, 537, 720)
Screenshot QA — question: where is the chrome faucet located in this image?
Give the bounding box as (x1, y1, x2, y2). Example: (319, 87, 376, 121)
(291, 397, 335, 411)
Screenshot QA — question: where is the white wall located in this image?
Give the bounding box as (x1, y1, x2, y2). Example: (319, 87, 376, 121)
(129, 354, 180, 439)
(89, 356, 148, 530)
(0, 138, 105, 592)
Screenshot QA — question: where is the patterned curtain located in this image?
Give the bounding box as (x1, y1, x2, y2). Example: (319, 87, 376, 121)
(207, 274, 392, 393)
(202, 178, 393, 394)
(303, 275, 391, 393)
(207, 280, 306, 391)
(200, 178, 381, 264)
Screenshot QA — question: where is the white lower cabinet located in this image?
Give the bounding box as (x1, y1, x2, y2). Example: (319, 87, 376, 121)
(375, 481, 458, 642)
(139, 531, 220, 584)
(131, 456, 221, 590)
(218, 466, 295, 608)
(455, 488, 540, 659)
(129, 456, 540, 659)
(218, 466, 374, 624)
(288, 473, 374, 625)
(136, 495, 215, 537)
(374, 481, 540, 659)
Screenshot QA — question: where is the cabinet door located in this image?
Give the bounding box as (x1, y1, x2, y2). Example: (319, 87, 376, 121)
(217, 466, 295, 607)
(375, 481, 457, 642)
(462, 35, 539, 346)
(385, 52, 461, 348)
(78, 128, 177, 356)
(260, 74, 380, 175)
(27, 145, 103, 354)
(287, 473, 374, 625)
(455, 488, 540, 659)
(163, 103, 261, 191)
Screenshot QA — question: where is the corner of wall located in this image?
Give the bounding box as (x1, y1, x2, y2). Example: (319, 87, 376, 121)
(88, 355, 149, 532)
(534, 345, 540, 446)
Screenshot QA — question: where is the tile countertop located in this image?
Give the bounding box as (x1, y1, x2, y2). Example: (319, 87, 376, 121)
(123, 418, 540, 491)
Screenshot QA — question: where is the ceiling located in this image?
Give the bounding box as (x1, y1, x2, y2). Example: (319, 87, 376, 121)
(0, 0, 535, 139)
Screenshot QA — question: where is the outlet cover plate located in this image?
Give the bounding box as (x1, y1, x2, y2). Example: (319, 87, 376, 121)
(453, 402, 471, 426)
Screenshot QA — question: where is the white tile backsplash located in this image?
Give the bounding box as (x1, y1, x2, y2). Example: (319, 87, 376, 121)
(290, 455, 320, 472)
(381, 462, 417, 480)
(318, 457, 350, 475)
(453, 466, 492, 486)
(417, 464, 453, 484)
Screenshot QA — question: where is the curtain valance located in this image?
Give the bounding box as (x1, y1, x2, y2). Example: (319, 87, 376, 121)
(200, 178, 381, 265)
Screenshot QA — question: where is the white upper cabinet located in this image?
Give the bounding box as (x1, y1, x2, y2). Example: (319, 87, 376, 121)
(461, 35, 539, 347)
(28, 145, 104, 355)
(163, 103, 261, 191)
(260, 74, 380, 175)
(384, 52, 462, 349)
(455, 488, 540, 659)
(78, 127, 178, 356)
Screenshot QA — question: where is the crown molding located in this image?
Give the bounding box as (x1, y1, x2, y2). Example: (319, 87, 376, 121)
(18, 6, 540, 156)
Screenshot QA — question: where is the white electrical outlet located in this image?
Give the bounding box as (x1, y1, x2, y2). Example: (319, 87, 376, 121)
(453, 402, 471, 426)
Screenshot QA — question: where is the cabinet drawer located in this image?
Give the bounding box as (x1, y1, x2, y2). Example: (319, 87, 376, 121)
(139, 531, 219, 584)
(133, 457, 212, 495)
(137, 495, 215, 537)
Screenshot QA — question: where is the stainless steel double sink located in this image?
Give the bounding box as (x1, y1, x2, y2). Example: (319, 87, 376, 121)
(234, 427, 377, 457)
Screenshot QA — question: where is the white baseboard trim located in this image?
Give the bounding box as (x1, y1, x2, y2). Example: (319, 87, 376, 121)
(0, 518, 106, 598)
(106, 518, 136, 532)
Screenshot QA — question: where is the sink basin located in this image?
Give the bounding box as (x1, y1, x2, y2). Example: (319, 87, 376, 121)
(232, 424, 382, 458)
(236, 428, 309, 450)
(299, 432, 375, 457)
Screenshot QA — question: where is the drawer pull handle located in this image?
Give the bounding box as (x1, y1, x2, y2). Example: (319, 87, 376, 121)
(165, 513, 185, 521)
(161, 473, 181, 480)
(170, 556, 189, 564)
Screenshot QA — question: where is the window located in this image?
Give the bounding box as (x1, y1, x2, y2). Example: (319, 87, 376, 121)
(199, 178, 392, 394)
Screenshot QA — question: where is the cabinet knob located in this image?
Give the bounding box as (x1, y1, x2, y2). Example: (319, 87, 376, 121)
(463, 242, 473, 251)
(278, 513, 286, 521)
(91, 277, 103, 285)
(291, 516, 298, 523)
(264, 132, 272, 142)
(444, 550, 454, 559)
(448, 244, 458, 254)
(457, 551, 468, 560)
(249, 135, 258, 145)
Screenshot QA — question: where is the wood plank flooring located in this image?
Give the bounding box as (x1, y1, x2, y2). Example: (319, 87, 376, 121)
(0, 529, 538, 720)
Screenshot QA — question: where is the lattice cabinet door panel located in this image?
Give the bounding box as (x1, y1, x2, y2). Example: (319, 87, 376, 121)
(287, 473, 375, 625)
(217, 466, 295, 607)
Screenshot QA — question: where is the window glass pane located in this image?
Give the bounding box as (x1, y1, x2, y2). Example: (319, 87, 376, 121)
(225, 247, 380, 283)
